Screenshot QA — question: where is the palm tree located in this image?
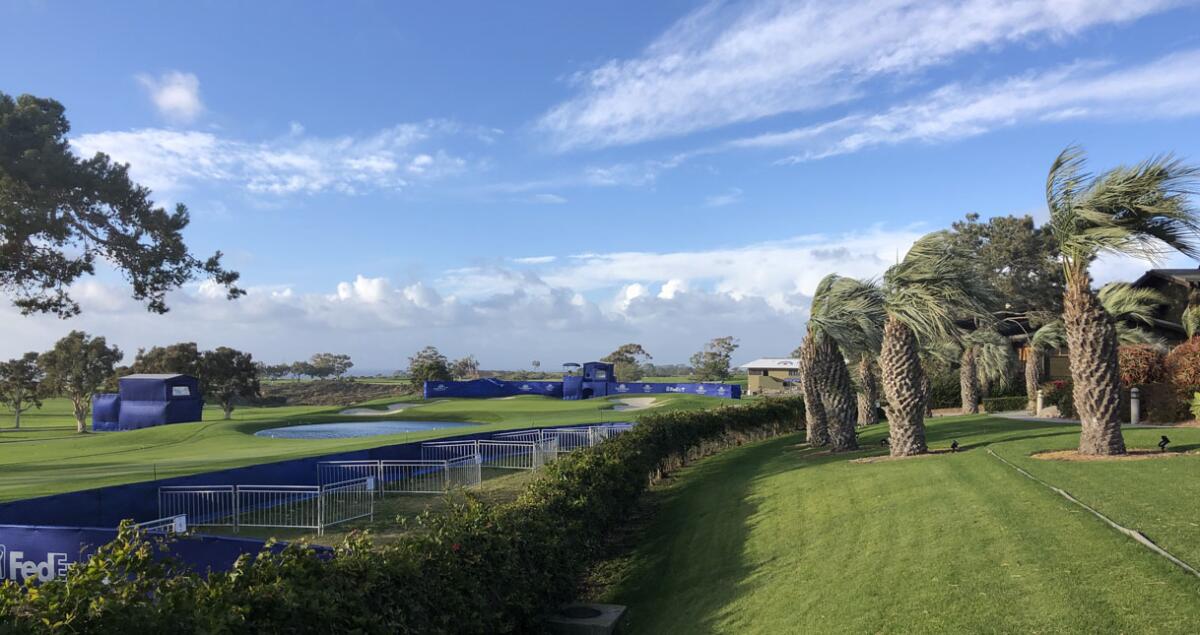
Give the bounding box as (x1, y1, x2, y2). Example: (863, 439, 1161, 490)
(958, 328, 1015, 414)
(1045, 146, 1200, 455)
(879, 231, 990, 456)
(797, 333, 829, 447)
(855, 353, 880, 426)
(1024, 282, 1167, 411)
(806, 274, 885, 452)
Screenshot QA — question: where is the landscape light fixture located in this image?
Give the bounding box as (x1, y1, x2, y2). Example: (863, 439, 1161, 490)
(1159, 435, 1170, 452)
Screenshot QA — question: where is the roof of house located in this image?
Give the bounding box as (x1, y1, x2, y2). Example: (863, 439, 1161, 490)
(1134, 268, 1200, 287)
(120, 373, 188, 380)
(738, 358, 801, 370)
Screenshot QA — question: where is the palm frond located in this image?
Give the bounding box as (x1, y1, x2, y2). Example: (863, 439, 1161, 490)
(1047, 148, 1200, 277)
(809, 275, 886, 356)
(1030, 320, 1067, 351)
(1114, 323, 1167, 350)
(883, 231, 992, 342)
(1097, 282, 1168, 326)
(1182, 303, 1200, 340)
(965, 328, 1015, 390)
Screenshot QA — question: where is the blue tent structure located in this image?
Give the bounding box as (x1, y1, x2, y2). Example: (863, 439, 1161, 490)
(92, 374, 204, 431)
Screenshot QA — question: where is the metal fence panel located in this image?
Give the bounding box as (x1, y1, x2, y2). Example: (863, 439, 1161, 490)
(380, 460, 449, 494)
(421, 440, 479, 462)
(447, 456, 482, 489)
(135, 514, 188, 534)
(318, 460, 381, 487)
(159, 485, 236, 527)
(320, 477, 374, 530)
(478, 440, 537, 470)
(236, 485, 321, 532)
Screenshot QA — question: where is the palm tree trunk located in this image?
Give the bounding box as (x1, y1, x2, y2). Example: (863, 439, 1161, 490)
(856, 354, 879, 426)
(960, 347, 979, 414)
(1064, 276, 1125, 455)
(1024, 348, 1040, 413)
(814, 335, 857, 452)
(879, 316, 928, 456)
(799, 334, 829, 446)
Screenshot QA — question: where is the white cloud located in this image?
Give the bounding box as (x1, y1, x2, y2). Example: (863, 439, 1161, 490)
(530, 193, 568, 204)
(0, 226, 929, 368)
(136, 71, 205, 123)
(733, 50, 1200, 161)
(71, 121, 473, 196)
(513, 255, 558, 264)
(538, 0, 1182, 150)
(705, 187, 742, 207)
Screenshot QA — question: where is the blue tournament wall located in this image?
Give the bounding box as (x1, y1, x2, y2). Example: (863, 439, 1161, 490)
(425, 378, 740, 400)
(424, 378, 563, 399)
(91, 394, 121, 431)
(0, 422, 626, 528)
(609, 381, 741, 399)
(0, 524, 283, 584)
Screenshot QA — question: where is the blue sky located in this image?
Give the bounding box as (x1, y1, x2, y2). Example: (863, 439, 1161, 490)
(4, 0, 1200, 372)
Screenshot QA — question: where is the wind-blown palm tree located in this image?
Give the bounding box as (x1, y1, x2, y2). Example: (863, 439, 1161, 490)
(855, 353, 880, 426)
(1024, 282, 1167, 411)
(958, 328, 1015, 414)
(879, 231, 990, 456)
(806, 274, 885, 452)
(1046, 147, 1199, 455)
(797, 333, 829, 447)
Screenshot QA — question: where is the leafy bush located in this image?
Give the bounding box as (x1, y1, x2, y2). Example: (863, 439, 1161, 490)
(1122, 383, 1191, 424)
(1165, 336, 1200, 393)
(982, 396, 1026, 412)
(1040, 380, 1075, 418)
(1118, 345, 1167, 386)
(0, 397, 805, 633)
(927, 371, 961, 409)
(1191, 392, 1200, 421)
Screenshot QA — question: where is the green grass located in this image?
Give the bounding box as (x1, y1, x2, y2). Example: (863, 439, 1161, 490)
(601, 416, 1200, 634)
(0, 393, 715, 502)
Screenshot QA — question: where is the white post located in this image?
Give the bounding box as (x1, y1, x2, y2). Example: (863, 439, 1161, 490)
(1130, 387, 1141, 426)
(1036, 389, 1044, 416)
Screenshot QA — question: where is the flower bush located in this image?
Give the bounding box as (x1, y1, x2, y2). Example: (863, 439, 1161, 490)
(0, 397, 804, 633)
(1040, 380, 1075, 418)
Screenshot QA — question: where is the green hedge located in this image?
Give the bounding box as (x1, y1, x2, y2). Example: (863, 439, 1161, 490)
(0, 398, 804, 634)
(982, 395, 1027, 413)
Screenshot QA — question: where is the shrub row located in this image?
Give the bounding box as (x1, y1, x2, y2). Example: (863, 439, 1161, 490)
(981, 395, 1027, 413)
(0, 397, 805, 634)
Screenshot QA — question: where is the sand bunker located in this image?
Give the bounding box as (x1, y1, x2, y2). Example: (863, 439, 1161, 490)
(339, 402, 432, 416)
(1031, 448, 1199, 462)
(610, 397, 658, 411)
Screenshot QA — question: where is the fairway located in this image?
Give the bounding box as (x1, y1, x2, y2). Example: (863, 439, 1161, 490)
(0, 393, 717, 502)
(602, 416, 1200, 634)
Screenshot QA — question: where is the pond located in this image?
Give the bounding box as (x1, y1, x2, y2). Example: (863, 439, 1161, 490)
(255, 420, 477, 440)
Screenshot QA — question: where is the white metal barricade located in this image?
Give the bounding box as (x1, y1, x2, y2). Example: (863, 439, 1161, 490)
(135, 514, 188, 534)
(420, 440, 480, 462)
(236, 485, 322, 533)
(318, 460, 380, 487)
(446, 456, 483, 489)
(159, 485, 236, 527)
(319, 477, 375, 529)
(381, 460, 451, 494)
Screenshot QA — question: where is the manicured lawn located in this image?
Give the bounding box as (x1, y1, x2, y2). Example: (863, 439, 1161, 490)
(0, 393, 715, 502)
(602, 416, 1200, 634)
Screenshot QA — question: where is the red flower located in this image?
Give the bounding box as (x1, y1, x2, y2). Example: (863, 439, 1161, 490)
(451, 543, 461, 552)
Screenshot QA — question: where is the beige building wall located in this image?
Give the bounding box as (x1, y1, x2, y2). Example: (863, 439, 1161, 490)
(747, 368, 799, 394)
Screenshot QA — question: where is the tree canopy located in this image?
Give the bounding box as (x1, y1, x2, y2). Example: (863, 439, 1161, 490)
(0, 352, 43, 428)
(947, 213, 1063, 316)
(601, 343, 652, 381)
(39, 330, 122, 432)
(407, 346, 452, 389)
(200, 347, 260, 420)
(0, 92, 242, 317)
(690, 336, 739, 381)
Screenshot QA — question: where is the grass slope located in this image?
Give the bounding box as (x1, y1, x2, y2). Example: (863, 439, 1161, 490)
(603, 416, 1200, 634)
(0, 394, 715, 502)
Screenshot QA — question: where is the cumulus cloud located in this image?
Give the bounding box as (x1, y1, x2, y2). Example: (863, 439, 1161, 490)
(136, 71, 204, 123)
(0, 226, 933, 368)
(537, 0, 1181, 150)
(733, 49, 1200, 161)
(71, 121, 473, 196)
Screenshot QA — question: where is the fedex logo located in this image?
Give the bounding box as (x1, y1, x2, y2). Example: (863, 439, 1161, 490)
(1, 545, 73, 582)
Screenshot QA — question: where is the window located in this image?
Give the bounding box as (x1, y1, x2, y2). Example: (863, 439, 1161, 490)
(172, 386, 191, 397)
(788, 369, 799, 376)
(594, 370, 607, 380)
